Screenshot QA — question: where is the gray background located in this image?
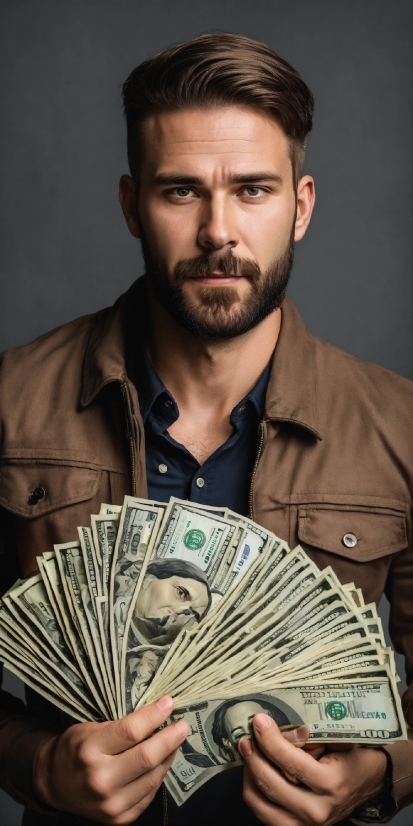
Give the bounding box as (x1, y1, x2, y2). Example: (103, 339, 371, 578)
(0, 0, 412, 823)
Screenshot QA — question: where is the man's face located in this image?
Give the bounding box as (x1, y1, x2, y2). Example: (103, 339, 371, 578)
(121, 106, 313, 338)
(135, 573, 209, 638)
(224, 701, 269, 748)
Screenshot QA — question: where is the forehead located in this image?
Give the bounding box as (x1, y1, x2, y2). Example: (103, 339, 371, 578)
(141, 106, 291, 176)
(225, 701, 264, 726)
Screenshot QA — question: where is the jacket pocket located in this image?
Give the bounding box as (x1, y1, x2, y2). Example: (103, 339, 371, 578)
(295, 495, 408, 562)
(0, 462, 101, 518)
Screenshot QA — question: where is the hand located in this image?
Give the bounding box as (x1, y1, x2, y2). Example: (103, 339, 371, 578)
(239, 714, 388, 826)
(34, 695, 188, 825)
(281, 725, 326, 765)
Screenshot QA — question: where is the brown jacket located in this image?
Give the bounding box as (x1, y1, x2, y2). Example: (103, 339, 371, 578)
(0, 279, 412, 816)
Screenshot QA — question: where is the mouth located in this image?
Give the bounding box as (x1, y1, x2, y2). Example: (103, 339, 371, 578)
(191, 273, 242, 286)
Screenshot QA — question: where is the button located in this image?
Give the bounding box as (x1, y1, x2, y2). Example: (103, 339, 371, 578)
(342, 532, 358, 548)
(237, 405, 246, 414)
(196, 477, 205, 488)
(28, 487, 45, 505)
(163, 399, 173, 408)
(158, 463, 168, 474)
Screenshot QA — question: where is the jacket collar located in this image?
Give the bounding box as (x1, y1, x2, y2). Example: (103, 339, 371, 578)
(81, 279, 322, 439)
(264, 299, 322, 439)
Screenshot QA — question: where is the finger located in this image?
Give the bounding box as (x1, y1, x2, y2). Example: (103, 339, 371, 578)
(243, 765, 300, 826)
(302, 743, 326, 760)
(98, 696, 175, 755)
(281, 728, 325, 765)
(112, 718, 188, 785)
(252, 715, 327, 792)
(240, 738, 318, 814)
(113, 753, 175, 816)
(121, 789, 160, 824)
(282, 725, 310, 746)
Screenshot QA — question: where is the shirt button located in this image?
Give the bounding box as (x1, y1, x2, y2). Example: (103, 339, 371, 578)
(342, 532, 358, 548)
(163, 399, 173, 408)
(237, 405, 246, 414)
(158, 463, 168, 474)
(196, 478, 205, 488)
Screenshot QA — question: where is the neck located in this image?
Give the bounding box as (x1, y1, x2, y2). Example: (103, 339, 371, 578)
(147, 294, 281, 417)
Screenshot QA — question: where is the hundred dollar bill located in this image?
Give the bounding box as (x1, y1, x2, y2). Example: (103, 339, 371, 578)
(109, 497, 164, 708)
(165, 677, 406, 805)
(56, 542, 116, 717)
(3, 574, 106, 716)
(122, 502, 238, 655)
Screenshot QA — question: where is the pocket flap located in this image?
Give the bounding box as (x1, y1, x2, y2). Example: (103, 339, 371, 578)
(0, 463, 100, 518)
(298, 504, 408, 561)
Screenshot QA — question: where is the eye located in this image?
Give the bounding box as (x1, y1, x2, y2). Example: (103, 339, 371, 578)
(242, 186, 265, 198)
(170, 187, 196, 198)
(176, 585, 190, 599)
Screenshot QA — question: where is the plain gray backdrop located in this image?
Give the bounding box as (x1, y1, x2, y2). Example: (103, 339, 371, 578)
(0, 1, 412, 824)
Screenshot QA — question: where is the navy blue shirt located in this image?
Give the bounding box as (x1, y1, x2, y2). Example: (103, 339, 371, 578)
(129, 349, 271, 515)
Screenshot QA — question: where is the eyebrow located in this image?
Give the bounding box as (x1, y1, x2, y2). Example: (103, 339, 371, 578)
(151, 172, 283, 186)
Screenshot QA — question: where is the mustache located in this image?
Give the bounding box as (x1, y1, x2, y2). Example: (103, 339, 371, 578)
(173, 250, 261, 285)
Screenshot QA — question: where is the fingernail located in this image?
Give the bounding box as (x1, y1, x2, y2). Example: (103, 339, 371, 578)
(157, 695, 173, 714)
(238, 738, 252, 758)
(175, 719, 189, 739)
(254, 713, 271, 731)
(293, 725, 310, 742)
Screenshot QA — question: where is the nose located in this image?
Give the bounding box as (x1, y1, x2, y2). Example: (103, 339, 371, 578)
(197, 193, 238, 252)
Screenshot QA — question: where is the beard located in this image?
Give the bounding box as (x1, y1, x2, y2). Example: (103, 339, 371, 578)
(140, 228, 295, 340)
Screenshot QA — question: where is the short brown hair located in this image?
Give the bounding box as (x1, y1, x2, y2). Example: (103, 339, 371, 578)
(122, 32, 314, 186)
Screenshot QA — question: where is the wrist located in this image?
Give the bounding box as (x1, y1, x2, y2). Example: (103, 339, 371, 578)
(34, 733, 60, 809)
(352, 747, 395, 823)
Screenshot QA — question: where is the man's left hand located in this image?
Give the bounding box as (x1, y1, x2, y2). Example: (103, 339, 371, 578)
(239, 714, 388, 826)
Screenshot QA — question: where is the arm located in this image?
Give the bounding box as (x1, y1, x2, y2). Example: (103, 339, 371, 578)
(0, 506, 62, 812)
(383, 544, 413, 813)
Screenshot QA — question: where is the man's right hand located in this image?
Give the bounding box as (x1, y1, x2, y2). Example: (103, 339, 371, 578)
(34, 695, 188, 824)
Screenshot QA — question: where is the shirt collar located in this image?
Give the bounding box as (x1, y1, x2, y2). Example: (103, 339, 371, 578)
(81, 278, 322, 440)
(134, 348, 271, 428)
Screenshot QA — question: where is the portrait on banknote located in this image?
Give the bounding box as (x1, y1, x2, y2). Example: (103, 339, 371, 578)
(129, 558, 212, 645)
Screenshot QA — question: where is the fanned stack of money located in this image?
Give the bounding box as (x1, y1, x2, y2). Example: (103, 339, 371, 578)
(0, 496, 406, 805)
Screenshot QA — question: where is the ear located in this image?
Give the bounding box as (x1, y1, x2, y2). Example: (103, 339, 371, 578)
(294, 175, 315, 242)
(119, 174, 141, 238)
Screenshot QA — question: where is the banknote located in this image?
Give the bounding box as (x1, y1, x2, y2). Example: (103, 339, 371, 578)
(0, 495, 407, 806)
(165, 678, 406, 804)
(109, 497, 164, 709)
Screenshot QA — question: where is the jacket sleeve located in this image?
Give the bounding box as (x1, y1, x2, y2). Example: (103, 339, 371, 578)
(0, 507, 60, 813)
(382, 543, 413, 813)
(0, 675, 59, 812)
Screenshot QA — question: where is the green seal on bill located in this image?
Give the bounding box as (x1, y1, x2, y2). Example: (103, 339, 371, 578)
(183, 529, 207, 550)
(325, 701, 347, 720)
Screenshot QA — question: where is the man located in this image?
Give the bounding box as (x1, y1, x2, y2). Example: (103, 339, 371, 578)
(0, 31, 411, 826)
(131, 558, 212, 646)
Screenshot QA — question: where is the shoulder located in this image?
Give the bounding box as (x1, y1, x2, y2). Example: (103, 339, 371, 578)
(0, 307, 111, 437)
(310, 334, 413, 450)
(0, 308, 106, 376)
(313, 334, 413, 405)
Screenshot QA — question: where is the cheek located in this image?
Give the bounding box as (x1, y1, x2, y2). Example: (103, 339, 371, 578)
(145, 200, 198, 254)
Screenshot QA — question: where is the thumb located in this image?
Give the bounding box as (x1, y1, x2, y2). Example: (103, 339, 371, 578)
(281, 725, 310, 746)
